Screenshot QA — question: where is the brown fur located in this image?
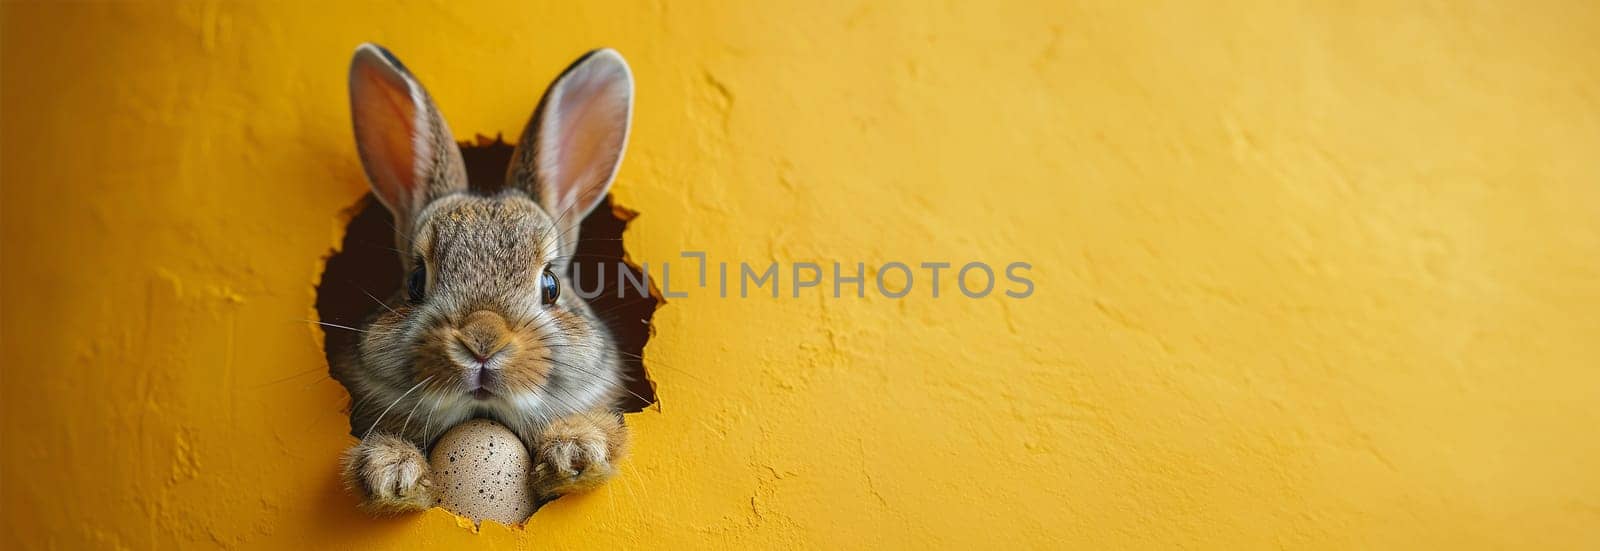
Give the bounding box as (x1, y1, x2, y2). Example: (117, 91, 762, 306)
(530, 411, 630, 500)
(336, 43, 637, 512)
(341, 433, 435, 514)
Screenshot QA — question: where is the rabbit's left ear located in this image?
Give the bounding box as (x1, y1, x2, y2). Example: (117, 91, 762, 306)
(507, 49, 634, 249)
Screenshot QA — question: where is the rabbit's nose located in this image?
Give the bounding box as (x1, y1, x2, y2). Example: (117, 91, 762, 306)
(458, 310, 511, 363)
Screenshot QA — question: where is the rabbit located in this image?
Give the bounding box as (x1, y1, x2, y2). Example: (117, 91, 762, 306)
(332, 43, 636, 514)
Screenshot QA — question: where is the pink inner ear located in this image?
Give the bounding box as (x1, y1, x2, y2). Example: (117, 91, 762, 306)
(351, 57, 423, 214)
(537, 52, 633, 218)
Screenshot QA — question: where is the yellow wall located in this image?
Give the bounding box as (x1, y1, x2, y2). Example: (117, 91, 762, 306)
(4, 1, 1598, 548)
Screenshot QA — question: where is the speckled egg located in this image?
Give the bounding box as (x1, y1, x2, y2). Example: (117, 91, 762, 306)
(429, 419, 534, 526)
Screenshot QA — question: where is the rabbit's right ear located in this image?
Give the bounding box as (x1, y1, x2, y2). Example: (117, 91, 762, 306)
(348, 43, 466, 232)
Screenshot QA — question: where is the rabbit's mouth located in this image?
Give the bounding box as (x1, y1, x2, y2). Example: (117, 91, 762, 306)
(461, 366, 502, 399)
(432, 322, 542, 401)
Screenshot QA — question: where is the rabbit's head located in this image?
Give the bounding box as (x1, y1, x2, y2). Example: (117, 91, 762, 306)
(342, 44, 632, 442)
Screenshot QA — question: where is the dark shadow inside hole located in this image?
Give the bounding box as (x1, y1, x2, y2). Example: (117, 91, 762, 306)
(317, 135, 660, 436)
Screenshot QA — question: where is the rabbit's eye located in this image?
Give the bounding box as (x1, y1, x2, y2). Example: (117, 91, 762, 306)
(540, 268, 560, 306)
(407, 265, 427, 304)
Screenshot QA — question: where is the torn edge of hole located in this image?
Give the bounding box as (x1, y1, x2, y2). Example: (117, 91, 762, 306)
(318, 135, 663, 423)
(313, 134, 665, 528)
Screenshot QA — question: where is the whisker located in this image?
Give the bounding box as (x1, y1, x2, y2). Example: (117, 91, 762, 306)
(399, 384, 430, 437)
(584, 298, 661, 321)
(251, 366, 326, 389)
(515, 312, 569, 336)
(345, 241, 407, 255)
(301, 319, 368, 334)
(363, 375, 434, 440)
(422, 382, 450, 444)
(542, 355, 656, 407)
(543, 342, 713, 387)
(539, 384, 584, 416)
(351, 283, 399, 316)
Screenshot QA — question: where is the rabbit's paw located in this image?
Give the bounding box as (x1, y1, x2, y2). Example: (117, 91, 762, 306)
(342, 433, 435, 514)
(530, 411, 628, 502)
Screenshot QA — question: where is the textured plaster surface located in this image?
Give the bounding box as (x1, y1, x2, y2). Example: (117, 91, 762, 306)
(3, 1, 1599, 548)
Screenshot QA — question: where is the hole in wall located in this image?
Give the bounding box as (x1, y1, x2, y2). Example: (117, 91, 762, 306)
(316, 134, 663, 526)
(317, 134, 662, 438)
